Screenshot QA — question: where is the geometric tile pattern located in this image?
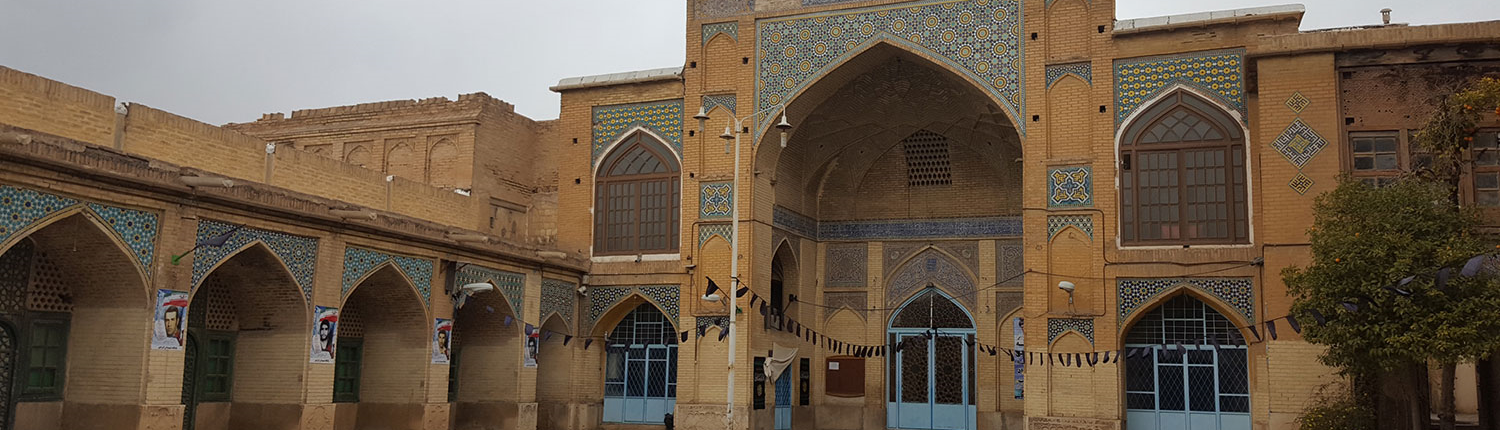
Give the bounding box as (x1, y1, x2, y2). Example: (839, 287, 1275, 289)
(1271, 118, 1328, 169)
(824, 291, 868, 320)
(825, 243, 867, 287)
(996, 242, 1024, 286)
(886, 249, 975, 309)
(191, 219, 319, 302)
(1284, 91, 1310, 114)
(342, 246, 436, 305)
(756, 0, 1025, 136)
(696, 315, 729, 335)
(0, 185, 161, 277)
(587, 285, 682, 330)
(1044, 0, 1092, 7)
(1114, 49, 1245, 127)
(1289, 172, 1315, 195)
(1047, 166, 1092, 208)
(591, 99, 684, 167)
(702, 94, 738, 115)
(1117, 277, 1254, 323)
(456, 264, 526, 317)
(541, 278, 577, 327)
(1045, 62, 1092, 88)
(818, 216, 1024, 241)
(85, 203, 159, 273)
(699, 223, 733, 248)
(0, 239, 33, 313)
(695, 0, 754, 19)
(772, 206, 819, 239)
(700, 182, 733, 218)
(1047, 318, 1094, 345)
(1047, 215, 1093, 241)
(702, 22, 740, 45)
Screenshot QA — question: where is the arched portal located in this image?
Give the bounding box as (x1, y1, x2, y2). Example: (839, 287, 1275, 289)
(449, 287, 522, 429)
(602, 302, 678, 425)
(887, 288, 977, 430)
(1123, 295, 1250, 430)
(0, 212, 153, 428)
(336, 265, 429, 422)
(181, 243, 308, 430)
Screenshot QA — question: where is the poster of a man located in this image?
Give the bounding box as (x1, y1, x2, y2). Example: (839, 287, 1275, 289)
(310, 306, 339, 364)
(432, 318, 453, 364)
(151, 289, 189, 350)
(523, 331, 539, 368)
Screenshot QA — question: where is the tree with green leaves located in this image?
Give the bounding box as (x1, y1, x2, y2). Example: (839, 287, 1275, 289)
(1285, 177, 1500, 430)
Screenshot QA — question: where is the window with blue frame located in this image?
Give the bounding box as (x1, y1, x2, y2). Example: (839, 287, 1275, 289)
(602, 303, 677, 424)
(1124, 295, 1250, 430)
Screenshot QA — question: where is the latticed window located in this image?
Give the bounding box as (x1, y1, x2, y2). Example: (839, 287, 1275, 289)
(594, 133, 681, 255)
(1473, 130, 1500, 206)
(333, 338, 361, 403)
(197, 333, 234, 401)
(902, 130, 953, 187)
(1120, 92, 1248, 245)
(1124, 295, 1251, 425)
(603, 303, 678, 424)
(24, 319, 66, 397)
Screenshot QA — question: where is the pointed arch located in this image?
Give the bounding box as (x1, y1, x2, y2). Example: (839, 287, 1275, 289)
(1119, 285, 1255, 348)
(593, 128, 682, 176)
(593, 130, 683, 256)
(345, 145, 371, 168)
(885, 246, 980, 308)
(427, 138, 461, 188)
(590, 292, 681, 338)
(193, 241, 306, 296)
(888, 287, 976, 330)
(340, 264, 429, 321)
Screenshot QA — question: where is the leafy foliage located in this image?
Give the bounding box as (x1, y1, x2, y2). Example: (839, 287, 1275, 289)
(1412, 77, 1500, 186)
(1283, 177, 1500, 379)
(1297, 391, 1377, 430)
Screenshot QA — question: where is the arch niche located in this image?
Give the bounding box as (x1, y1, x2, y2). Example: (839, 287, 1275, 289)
(181, 242, 309, 430)
(449, 286, 523, 429)
(1120, 290, 1252, 430)
(591, 296, 678, 426)
(886, 288, 977, 430)
(336, 264, 430, 426)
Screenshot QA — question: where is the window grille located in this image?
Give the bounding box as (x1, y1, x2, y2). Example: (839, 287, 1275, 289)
(902, 130, 953, 187)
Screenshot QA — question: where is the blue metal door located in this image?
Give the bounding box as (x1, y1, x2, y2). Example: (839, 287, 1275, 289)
(887, 289, 975, 430)
(774, 371, 792, 430)
(1125, 296, 1250, 430)
(603, 304, 678, 424)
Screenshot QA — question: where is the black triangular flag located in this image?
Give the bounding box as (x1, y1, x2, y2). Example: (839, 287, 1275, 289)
(681, 331, 689, 342)
(1308, 309, 1326, 326)
(1286, 315, 1301, 334)
(1265, 320, 1278, 340)
(737, 287, 750, 297)
(564, 335, 573, 345)
(705, 278, 721, 298)
(585, 339, 593, 349)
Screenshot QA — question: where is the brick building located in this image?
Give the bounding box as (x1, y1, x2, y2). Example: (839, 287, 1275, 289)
(0, 1, 1498, 430)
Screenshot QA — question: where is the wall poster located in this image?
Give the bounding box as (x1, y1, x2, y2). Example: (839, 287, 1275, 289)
(151, 289, 189, 351)
(1013, 317, 1025, 399)
(310, 306, 339, 364)
(433, 318, 454, 364)
(523, 330, 539, 368)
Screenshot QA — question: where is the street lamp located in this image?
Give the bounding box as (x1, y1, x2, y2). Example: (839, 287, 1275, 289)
(705, 104, 792, 430)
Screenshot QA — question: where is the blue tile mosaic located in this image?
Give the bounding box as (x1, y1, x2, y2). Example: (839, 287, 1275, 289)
(1047, 215, 1094, 241)
(818, 216, 1023, 241)
(1114, 49, 1245, 127)
(456, 264, 526, 316)
(541, 278, 577, 327)
(702, 94, 738, 115)
(86, 202, 159, 272)
(1289, 172, 1314, 195)
(191, 219, 318, 302)
(886, 249, 976, 308)
(772, 206, 818, 239)
(696, 0, 753, 19)
(1271, 118, 1328, 169)
(342, 246, 436, 305)
(1, 185, 161, 277)
(591, 100, 684, 167)
(695, 315, 729, 335)
(1047, 166, 1092, 208)
(1045, 62, 1092, 88)
(1118, 278, 1254, 323)
(756, 0, 1025, 137)
(700, 182, 733, 218)
(702, 22, 739, 45)
(698, 223, 732, 248)
(1047, 318, 1094, 345)
(587, 285, 682, 329)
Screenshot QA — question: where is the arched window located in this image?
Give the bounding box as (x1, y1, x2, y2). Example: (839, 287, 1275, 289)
(603, 303, 678, 424)
(1124, 295, 1250, 430)
(1120, 91, 1248, 245)
(594, 133, 681, 255)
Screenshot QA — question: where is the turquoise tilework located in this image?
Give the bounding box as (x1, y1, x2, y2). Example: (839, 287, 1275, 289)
(1047, 318, 1094, 345)
(702, 94, 738, 115)
(696, 0, 754, 19)
(1045, 62, 1091, 88)
(1046, 215, 1093, 241)
(586, 285, 682, 329)
(541, 278, 577, 327)
(700, 182, 733, 218)
(1047, 166, 1092, 208)
(591, 100, 684, 167)
(456, 264, 526, 316)
(703, 22, 739, 45)
(1, 185, 160, 277)
(699, 223, 732, 248)
(342, 246, 436, 305)
(1117, 278, 1254, 323)
(756, 0, 1025, 136)
(1114, 49, 1245, 127)
(191, 219, 318, 301)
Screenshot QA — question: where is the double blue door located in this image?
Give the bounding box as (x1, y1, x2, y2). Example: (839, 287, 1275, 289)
(888, 331, 974, 430)
(774, 372, 792, 430)
(602, 304, 677, 424)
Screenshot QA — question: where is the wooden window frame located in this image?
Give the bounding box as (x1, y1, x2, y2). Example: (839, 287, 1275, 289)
(593, 134, 681, 256)
(1470, 129, 1500, 207)
(21, 316, 68, 400)
(1119, 92, 1249, 246)
(333, 337, 362, 403)
(196, 330, 235, 402)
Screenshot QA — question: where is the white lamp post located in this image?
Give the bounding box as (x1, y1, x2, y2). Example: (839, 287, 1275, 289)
(705, 106, 791, 430)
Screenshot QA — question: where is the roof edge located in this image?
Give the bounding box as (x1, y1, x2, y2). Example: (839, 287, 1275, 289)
(550, 67, 684, 92)
(1114, 4, 1305, 35)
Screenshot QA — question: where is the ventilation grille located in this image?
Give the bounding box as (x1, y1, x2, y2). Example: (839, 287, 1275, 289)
(200, 279, 236, 331)
(341, 306, 365, 338)
(902, 130, 953, 187)
(28, 251, 72, 313)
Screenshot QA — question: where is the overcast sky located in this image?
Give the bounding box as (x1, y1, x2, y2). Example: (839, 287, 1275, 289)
(1, 1, 1493, 124)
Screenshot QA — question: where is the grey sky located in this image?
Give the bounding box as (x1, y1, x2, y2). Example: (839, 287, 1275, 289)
(1, 1, 1494, 124)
